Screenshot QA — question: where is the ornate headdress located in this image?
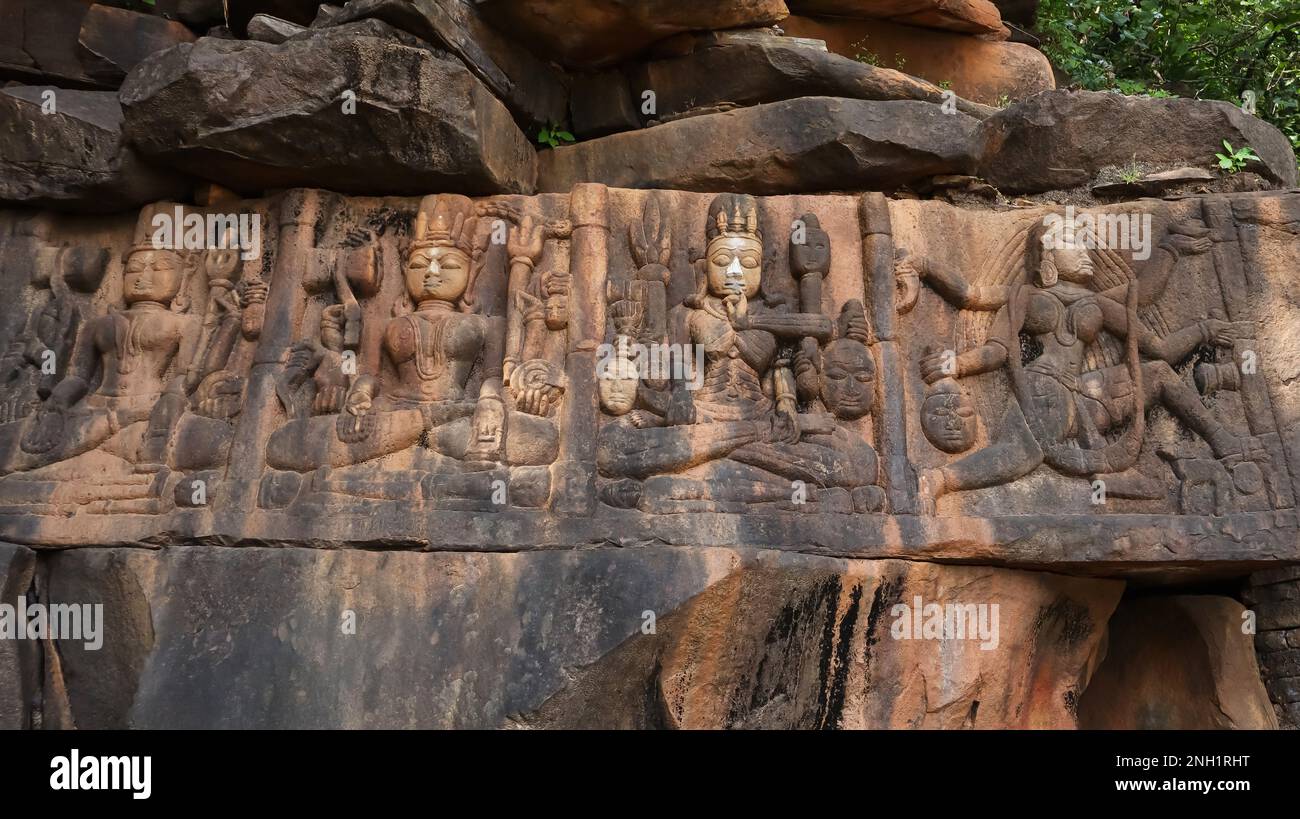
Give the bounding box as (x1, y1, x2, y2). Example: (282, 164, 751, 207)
(705, 193, 762, 243)
(412, 194, 476, 255)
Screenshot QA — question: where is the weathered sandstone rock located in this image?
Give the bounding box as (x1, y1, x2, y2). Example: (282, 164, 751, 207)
(625, 37, 996, 124)
(789, 0, 1007, 36)
(225, 0, 326, 32)
(317, 0, 568, 130)
(119, 22, 537, 196)
(0, 86, 191, 211)
(0, 542, 37, 729)
(475, 0, 791, 68)
(34, 545, 1120, 729)
(0, 0, 106, 89)
(246, 14, 308, 44)
(541, 97, 977, 193)
(1078, 596, 1278, 729)
(77, 4, 197, 86)
(976, 90, 1300, 194)
(781, 15, 1053, 106)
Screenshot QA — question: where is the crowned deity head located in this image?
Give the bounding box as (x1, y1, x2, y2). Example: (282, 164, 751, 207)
(921, 377, 977, 454)
(704, 193, 763, 301)
(407, 194, 477, 306)
(598, 296, 644, 416)
(123, 244, 185, 306)
(790, 212, 831, 280)
(819, 300, 875, 421)
(1032, 215, 1095, 288)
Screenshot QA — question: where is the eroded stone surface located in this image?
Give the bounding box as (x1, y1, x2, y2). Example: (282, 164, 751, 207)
(540, 98, 978, 194)
(789, 0, 1008, 37)
(0, 542, 37, 729)
(0, 86, 191, 212)
(35, 544, 1119, 729)
(475, 0, 791, 68)
(1078, 596, 1277, 729)
(976, 90, 1300, 194)
(120, 22, 537, 196)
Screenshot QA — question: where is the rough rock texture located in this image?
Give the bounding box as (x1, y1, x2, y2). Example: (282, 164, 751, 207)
(789, 0, 1008, 36)
(0, 86, 191, 212)
(317, 0, 569, 130)
(119, 22, 537, 196)
(246, 14, 308, 45)
(225, 0, 327, 33)
(625, 37, 996, 125)
(976, 90, 1300, 194)
(0, 0, 107, 88)
(1078, 596, 1278, 729)
(0, 543, 37, 729)
(782, 16, 1053, 106)
(475, 0, 791, 67)
(1246, 566, 1300, 727)
(76, 4, 197, 86)
(541, 97, 977, 194)
(33, 545, 1119, 729)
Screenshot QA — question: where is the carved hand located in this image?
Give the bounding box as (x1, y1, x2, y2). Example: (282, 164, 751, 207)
(723, 293, 749, 329)
(772, 398, 801, 444)
(919, 350, 953, 384)
(507, 215, 546, 265)
(1204, 319, 1253, 348)
(344, 385, 373, 416)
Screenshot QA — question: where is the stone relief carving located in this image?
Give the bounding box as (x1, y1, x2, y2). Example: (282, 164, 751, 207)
(595, 193, 883, 514)
(0, 188, 1294, 563)
(260, 193, 567, 511)
(0, 204, 266, 514)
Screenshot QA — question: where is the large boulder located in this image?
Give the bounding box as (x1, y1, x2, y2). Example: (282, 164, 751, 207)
(35, 544, 1120, 729)
(0, 86, 191, 212)
(621, 36, 995, 127)
(76, 4, 197, 85)
(976, 90, 1300, 194)
(475, 0, 791, 68)
(788, 0, 1007, 36)
(782, 15, 1052, 106)
(541, 96, 977, 194)
(0, 0, 108, 89)
(120, 21, 538, 196)
(1078, 596, 1278, 729)
(317, 0, 569, 130)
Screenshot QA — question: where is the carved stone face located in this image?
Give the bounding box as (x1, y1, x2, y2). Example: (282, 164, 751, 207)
(790, 224, 830, 279)
(123, 249, 182, 304)
(820, 339, 875, 420)
(705, 235, 762, 300)
(1049, 243, 1094, 284)
(921, 390, 977, 453)
(406, 245, 470, 303)
(598, 339, 640, 416)
(599, 374, 639, 416)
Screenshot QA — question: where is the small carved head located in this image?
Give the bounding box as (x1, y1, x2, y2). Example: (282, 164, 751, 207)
(921, 378, 977, 454)
(704, 193, 763, 300)
(790, 212, 831, 280)
(408, 194, 476, 305)
(597, 335, 640, 416)
(123, 245, 184, 305)
(819, 301, 874, 420)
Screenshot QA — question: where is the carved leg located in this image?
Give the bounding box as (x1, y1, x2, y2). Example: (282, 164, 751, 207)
(596, 420, 766, 480)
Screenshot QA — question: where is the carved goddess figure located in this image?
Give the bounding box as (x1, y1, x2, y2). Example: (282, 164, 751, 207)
(0, 243, 195, 475)
(900, 216, 1264, 511)
(597, 194, 878, 509)
(265, 194, 558, 479)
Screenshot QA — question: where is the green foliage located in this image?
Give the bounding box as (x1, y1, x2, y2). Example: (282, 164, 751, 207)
(1216, 140, 1262, 172)
(1036, 0, 1300, 165)
(1120, 156, 1143, 183)
(537, 123, 575, 150)
(849, 37, 882, 67)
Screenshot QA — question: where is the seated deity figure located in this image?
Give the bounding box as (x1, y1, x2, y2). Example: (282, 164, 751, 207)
(596, 193, 879, 512)
(0, 243, 197, 480)
(264, 194, 558, 497)
(899, 215, 1266, 511)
